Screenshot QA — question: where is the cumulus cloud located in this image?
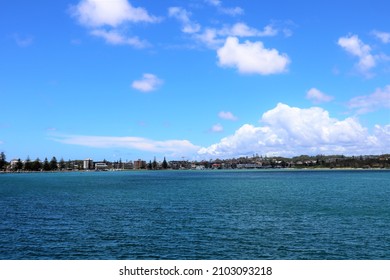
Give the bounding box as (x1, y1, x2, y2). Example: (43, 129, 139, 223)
(373, 125, 390, 145)
(348, 85, 390, 114)
(338, 34, 376, 74)
(306, 88, 334, 104)
(52, 134, 200, 156)
(168, 7, 201, 34)
(198, 103, 389, 158)
(131, 74, 163, 92)
(372, 30, 390, 44)
(71, 0, 158, 48)
(217, 36, 290, 75)
(71, 0, 158, 27)
(90, 29, 149, 48)
(218, 111, 238, 121)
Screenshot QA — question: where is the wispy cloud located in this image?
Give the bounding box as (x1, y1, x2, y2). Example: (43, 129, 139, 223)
(211, 123, 224, 133)
(205, 0, 221, 6)
(168, 7, 201, 34)
(371, 30, 390, 44)
(90, 29, 149, 48)
(218, 111, 238, 121)
(219, 7, 244, 16)
(306, 88, 334, 104)
(51, 134, 200, 156)
(348, 85, 390, 114)
(217, 36, 290, 75)
(168, 5, 284, 52)
(194, 23, 278, 49)
(131, 73, 163, 92)
(218, 23, 277, 37)
(338, 34, 376, 76)
(13, 34, 33, 47)
(205, 0, 244, 16)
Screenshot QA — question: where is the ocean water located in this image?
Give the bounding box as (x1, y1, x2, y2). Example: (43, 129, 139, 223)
(0, 170, 389, 260)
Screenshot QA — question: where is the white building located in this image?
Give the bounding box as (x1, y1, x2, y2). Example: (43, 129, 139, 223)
(83, 158, 93, 170)
(95, 162, 108, 170)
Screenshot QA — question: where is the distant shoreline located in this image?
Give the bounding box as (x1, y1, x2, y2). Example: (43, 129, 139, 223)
(1, 167, 389, 175)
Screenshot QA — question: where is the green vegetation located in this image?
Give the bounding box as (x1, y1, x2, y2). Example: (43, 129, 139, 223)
(0, 151, 389, 172)
(0, 152, 6, 170)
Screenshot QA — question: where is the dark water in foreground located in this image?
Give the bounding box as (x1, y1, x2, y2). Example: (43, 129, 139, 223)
(0, 170, 389, 259)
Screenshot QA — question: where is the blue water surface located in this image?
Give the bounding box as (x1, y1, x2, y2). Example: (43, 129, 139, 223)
(0, 170, 389, 259)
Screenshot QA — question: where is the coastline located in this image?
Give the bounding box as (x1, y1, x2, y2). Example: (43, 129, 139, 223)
(1, 167, 389, 175)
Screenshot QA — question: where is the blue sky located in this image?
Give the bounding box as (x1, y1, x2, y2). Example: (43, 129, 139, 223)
(1, 0, 389, 162)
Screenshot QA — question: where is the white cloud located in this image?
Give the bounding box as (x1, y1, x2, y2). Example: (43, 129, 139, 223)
(168, 5, 279, 50)
(219, 23, 277, 37)
(168, 7, 201, 34)
(52, 134, 200, 156)
(205, 0, 244, 16)
(219, 7, 244, 16)
(217, 36, 290, 75)
(211, 123, 224, 132)
(373, 125, 390, 146)
(205, 0, 221, 6)
(218, 111, 238, 121)
(71, 0, 158, 27)
(132, 74, 163, 92)
(372, 30, 390, 44)
(198, 103, 389, 158)
(306, 88, 334, 104)
(90, 29, 149, 48)
(348, 85, 390, 114)
(195, 23, 277, 49)
(338, 34, 376, 74)
(71, 0, 158, 48)
(195, 28, 223, 49)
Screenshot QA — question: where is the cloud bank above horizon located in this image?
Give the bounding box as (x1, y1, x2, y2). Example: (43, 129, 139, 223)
(199, 103, 389, 158)
(51, 102, 390, 159)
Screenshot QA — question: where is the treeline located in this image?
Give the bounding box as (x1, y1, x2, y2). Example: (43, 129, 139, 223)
(289, 154, 390, 169)
(1, 151, 390, 172)
(0, 154, 66, 172)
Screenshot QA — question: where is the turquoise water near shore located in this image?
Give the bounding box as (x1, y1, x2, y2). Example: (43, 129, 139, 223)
(0, 170, 389, 259)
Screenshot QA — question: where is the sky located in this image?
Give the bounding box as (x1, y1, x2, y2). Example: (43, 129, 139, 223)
(1, 0, 389, 162)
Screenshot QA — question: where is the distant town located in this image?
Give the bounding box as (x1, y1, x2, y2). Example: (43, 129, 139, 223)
(1, 152, 390, 172)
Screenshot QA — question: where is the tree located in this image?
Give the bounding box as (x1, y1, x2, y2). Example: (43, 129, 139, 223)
(162, 157, 168, 169)
(15, 158, 23, 171)
(59, 158, 65, 170)
(32, 158, 42, 171)
(152, 157, 157, 170)
(0, 152, 6, 170)
(66, 159, 72, 170)
(49, 156, 58, 171)
(43, 157, 51, 171)
(147, 160, 152, 170)
(24, 156, 32, 171)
